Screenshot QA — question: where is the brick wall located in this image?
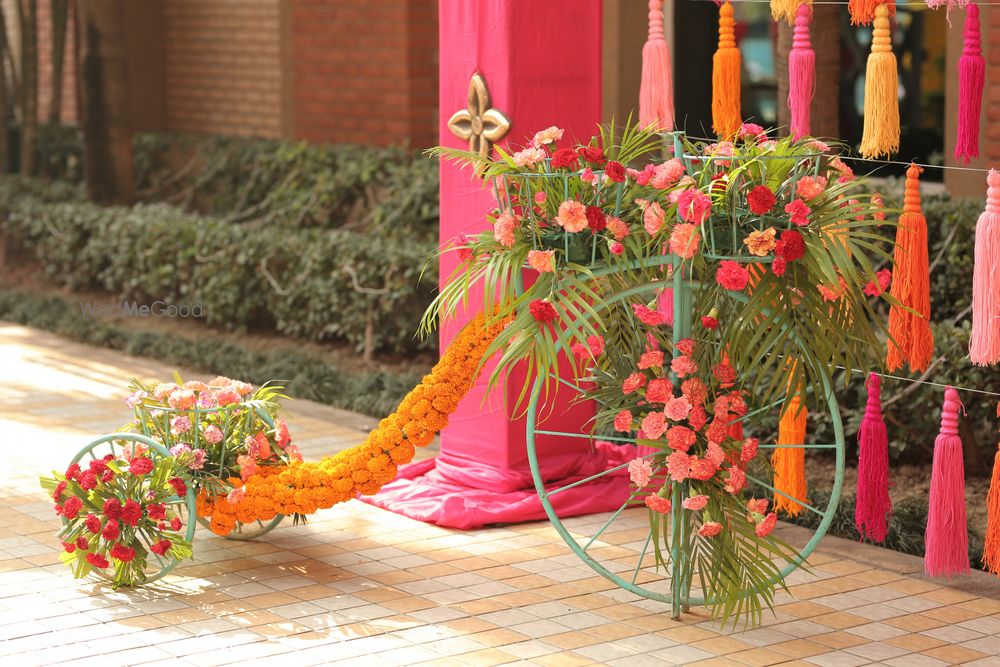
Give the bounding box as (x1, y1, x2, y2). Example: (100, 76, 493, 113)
(163, 0, 284, 138)
(291, 0, 438, 148)
(36, 0, 78, 123)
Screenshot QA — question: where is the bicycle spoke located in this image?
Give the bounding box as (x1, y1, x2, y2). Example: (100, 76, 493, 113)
(631, 531, 652, 585)
(545, 450, 658, 498)
(583, 488, 642, 551)
(745, 473, 825, 517)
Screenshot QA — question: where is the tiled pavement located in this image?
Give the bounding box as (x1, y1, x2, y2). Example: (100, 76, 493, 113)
(4, 322, 1000, 667)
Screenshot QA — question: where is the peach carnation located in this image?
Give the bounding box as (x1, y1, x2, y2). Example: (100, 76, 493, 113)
(556, 200, 588, 233)
(527, 249, 555, 273)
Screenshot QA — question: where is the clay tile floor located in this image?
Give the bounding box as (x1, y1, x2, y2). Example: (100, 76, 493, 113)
(4, 322, 1000, 667)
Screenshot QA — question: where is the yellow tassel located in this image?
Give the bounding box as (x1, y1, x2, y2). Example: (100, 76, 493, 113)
(773, 391, 808, 516)
(712, 1, 742, 139)
(859, 4, 899, 159)
(771, 0, 811, 24)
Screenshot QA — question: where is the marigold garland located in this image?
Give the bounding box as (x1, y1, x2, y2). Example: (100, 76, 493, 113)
(197, 313, 508, 535)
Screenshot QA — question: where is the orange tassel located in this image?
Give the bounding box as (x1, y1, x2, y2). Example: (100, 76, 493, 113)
(773, 386, 808, 516)
(984, 402, 1000, 575)
(886, 164, 933, 372)
(859, 4, 899, 158)
(771, 0, 811, 24)
(712, 1, 742, 139)
(849, 0, 896, 25)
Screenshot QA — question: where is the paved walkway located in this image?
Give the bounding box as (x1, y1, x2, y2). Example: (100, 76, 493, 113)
(4, 322, 1000, 667)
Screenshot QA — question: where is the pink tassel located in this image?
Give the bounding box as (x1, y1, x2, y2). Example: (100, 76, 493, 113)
(639, 0, 675, 131)
(925, 386, 970, 578)
(856, 373, 891, 542)
(970, 170, 1000, 365)
(955, 3, 984, 164)
(787, 2, 815, 139)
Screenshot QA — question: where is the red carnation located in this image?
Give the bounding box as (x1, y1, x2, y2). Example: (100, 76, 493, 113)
(120, 499, 142, 527)
(110, 543, 136, 563)
(61, 541, 77, 553)
(605, 160, 625, 183)
(529, 300, 558, 323)
(129, 457, 154, 476)
(577, 145, 606, 165)
(550, 148, 579, 170)
(85, 513, 102, 533)
(78, 470, 98, 491)
(701, 316, 719, 330)
(102, 519, 120, 542)
(864, 269, 892, 296)
(64, 463, 81, 481)
(103, 498, 122, 520)
(53, 481, 67, 501)
(150, 539, 172, 557)
(86, 553, 110, 569)
(75, 536, 90, 551)
(747, 185, 776, 215)
(771, 257, 787, 276)
(169, 516, 182, 532)
(585, 206, 606, 233)
(168, 477, 187, 497)
(715, 260, 751, 292)
(146, 502, 167, 521)
(776, 229, 805, 262)
(62, 496, 83, 520)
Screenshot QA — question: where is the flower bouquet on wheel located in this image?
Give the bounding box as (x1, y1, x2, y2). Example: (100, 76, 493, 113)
(427, 120, 897, 623)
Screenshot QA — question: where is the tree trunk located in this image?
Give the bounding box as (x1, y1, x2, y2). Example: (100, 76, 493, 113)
(48, 0, 68, 124)
(18, 0, 37, 176)
(775, 5, 840, 139)
(78, 0, 133, 205)
(0, 5, 11, 173)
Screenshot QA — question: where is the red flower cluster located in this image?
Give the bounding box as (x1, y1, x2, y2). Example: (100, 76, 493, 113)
(715, 260, 751, 292)
(604, 160, 625, 183)
(585, 206, 606, 233)
(863, 269, 891, 296)
(746, 185, 776, 215)
(529, 300, 558, 323)
(772, 229, 806, 276)
(550, 148, 579, 170)
(576, 145, 606, 165)
(129, 457, 154, 476)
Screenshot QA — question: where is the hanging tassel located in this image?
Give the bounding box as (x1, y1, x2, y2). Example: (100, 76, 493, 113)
(849, 0, 896, 25)
(856, 373, 891, 542)
(926, 0, 972, 15)
(788, 3, 815, 140)
(925, 386, 970, 578)
(955, 3, 984, 165)
(771, 0, 811, 24)
(712, 1, 742, 139)
(639, 0, 675, 131)
(971, 170, 1000, 365)
(773, 387, 808, 516)
(859, 4, 899, 158)
(886, 164, 933, 372)
(983, 401, 1000, 575)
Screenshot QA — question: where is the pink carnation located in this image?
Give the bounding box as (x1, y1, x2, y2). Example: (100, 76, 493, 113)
(669, 223, 700, 259)
(698, 522, 723, 537)
(682, 495, 709, 511)
(741, 438, 759, 463)
(663, 396, 692, 422)
(670, 355, 698, 379)
(606, 216, 629, 240)
(527, 249, 555, 273)
(716, 260, 750, 291)
(494, 211, 517, 247)
(689, 457, 718, 481)
(688, 405, 708, 431)
(756, 512, 778, 538)
(609, 240, 625, 255)
(646, 378, 673, 403)
(747, 498, 769, 515)
(226, 486, 246, 505)
(203, 425, 224, 444)
(168, 389, 196, 410)
(650, 158, 685, 189)
(645, 494, 672, 514)
(622, 372, 646, 394)
(641, 411, 668, 439)
(638, 350, 664, 369)
(614, 410, 634, 433)
(532, 126, 564, 148)
(723, 466, 746, 494)
(676, 189, 712, 224)
(666, 450, 692, 481)
(681, 378, 708, 406)
(706, 441, 726, 467)
(628, 458, 653, 487)
(666, 426, 696, 452)
(642, 201, 666, 235)
(556, 200, 588, 233)
(632, 303, 666, 326)
(795, 175, 827, 201)
(513, 146, 546, 167)
(785, 199, 811, 226)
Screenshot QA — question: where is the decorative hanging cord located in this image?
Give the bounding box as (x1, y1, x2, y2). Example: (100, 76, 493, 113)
(773, 376, 808, 516)
(788, 2, 815, 139)
(639, 0, 675, 131)
(860, 4, 899, 158)
(849, 0, 897, 24)
(925, 386, 970, 578)
(970, 169, 1000, 365)
(955, 2, 984, 165)
(984, 401, 1000, 574)
(886, 163, 933, 372)
(856, 373, 891, 542)
(712, 1, 742, 139)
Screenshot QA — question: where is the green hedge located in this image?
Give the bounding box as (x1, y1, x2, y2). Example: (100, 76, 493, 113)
(0, 289, 424, 417)
(0, 176, 437, 354)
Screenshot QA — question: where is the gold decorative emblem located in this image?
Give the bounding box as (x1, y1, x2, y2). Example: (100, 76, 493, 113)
(447, 72, 511, 161)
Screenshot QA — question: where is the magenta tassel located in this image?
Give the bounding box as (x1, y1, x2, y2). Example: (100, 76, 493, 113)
(925, 386, 970, 577)
(788, 2, 815, 139)
(856, 373, 891, 542)
(955, 3, 984, 164)
(639, 0, 675, 131)
(971, 170, 1000, 365)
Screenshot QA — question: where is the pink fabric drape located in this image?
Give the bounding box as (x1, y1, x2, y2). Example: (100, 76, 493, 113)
(363, 0, 638, 529)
